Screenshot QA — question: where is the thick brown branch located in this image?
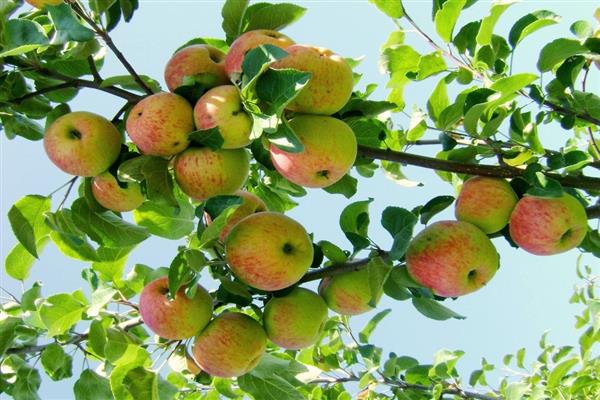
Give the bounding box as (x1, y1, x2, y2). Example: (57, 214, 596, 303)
(587, 204, 600, 219)
(300, 255, 387, 283)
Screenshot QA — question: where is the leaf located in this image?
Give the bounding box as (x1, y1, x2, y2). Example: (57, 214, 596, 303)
(359, 309, 391, 343)
(40, 291, 89, 337)
(241, 44, 289, 93)
(427, 78, 449, 125)
(476, 0, 517, 46)
(505, 382, 528, 400)
(100, 75, 161, 93)
(7, 195, 51, 258)
(508, 10, 561, 48)
(570, 20, 593, 39)
(419, 195, 455, 224)
(118, 156, 178, 207)
(41, 343, 73, 381)
(339, 199, 373, 252)
(242, 3, 306, 32)
(168, 252, 193, 298)
(133, 199, 195, 240)
(88, 287, 117, 317)
(256, 68, 311, 115)
(317, 240, 348, 263)
(238, 371, 304, 400)
(367, 256, 392, 307)
(198, 204, 241, 247)
(266, 119, 304, 153)
(5, 238, 49, 281)
(221, 0, 249, 43)
(537, 38, 589, 72)
(322, 174, 358, 199)
(73, 369, 114, 400)
(434, 0, 466, 43)
(47, 4, 95, 44)
(0, 19, 48, 57)
(1, 114, 44, 141)
(381, 207, 417, 237)
(406, 108, 427, 141)
(369, 0, 404, 18)
(547, 358, 579, 389)
(412, 297, 466, 320)
(12, 361, 42, 400)
(0, 317, 22, 356)
(189, 128, 225, 150)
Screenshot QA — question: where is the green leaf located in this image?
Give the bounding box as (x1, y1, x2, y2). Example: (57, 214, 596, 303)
(434, 0, 466, 43)
(122, 367, 159, 400)
(242, 3, 306, 32)
(5, 238, 49, 281)
(73, 369, 114, 400)
(427, 78, 449, 125)
(168, 252, 192, 298)
(322, 174, 358, 199)
(46, 210, 99, 262)
(189, 128, 225, 150)
(198, 204, 242, 247)
(0, 317, 22, 356)
(359, 309, 391, 343)
(47, 4, 95, 44)
(0, 19, 48, 57)
(90, 0, 118, 14)
(476, 0, 517, 46)
(241, 44, 289, 97)
(415, 51, 446, 80)
(118, 156, 178, 207)
(88, 286, 117, 317)
(119, 0, 139, 23)
(238, 370, 304, 400)
(266, 119, 304, 153)
(508, 10, 561, 48)
(406, 108, 427, 141)
(505, 382, 528, 400)
(419, 195, 455, 224)
(133, 199, 195, 240)
(537, 38, 589, 72)
(317, 240, 348, 263)
(339, 199, 373, 252)
(221, 0, 249, 43)
(40, 343, 73, 381)
(12, 360, 42, 400)
(412, 297, 466, 320)
(1, 114, 44, 141)
(39, 291, 89, 337)
(547, 358, 579, 389)
(369, 0, 404, 18)
(8, 195, 51, 258)
(367, 256, 392, 307)
(100, 75, 161, 94)
(570, 20, 593, 38)
(381, 207, 417, 237)
(256, 68, 311, 115)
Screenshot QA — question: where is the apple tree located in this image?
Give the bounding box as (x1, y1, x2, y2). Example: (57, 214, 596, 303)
(1, 0, 600, 399)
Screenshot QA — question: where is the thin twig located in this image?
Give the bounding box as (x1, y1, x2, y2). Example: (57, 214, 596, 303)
(48, 177, 78, 197)
(57, 177, 79, 210)
(87, 55, 103, 83)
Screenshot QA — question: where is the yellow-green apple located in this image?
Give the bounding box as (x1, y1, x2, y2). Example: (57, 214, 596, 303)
(126, 92, 194, 157)
(194, 85, 252, 149)
(318, 268, 381, 315)
(270, 115, 357, 188)
(91, 171, 145, 212)
(225, 212, 313, 291)
(263, 288, 327, 349)
(192, 312, 267, 378)
(44, 111, 121, 177)
(271, 45, 353, 115)
(455, 177, 518, 234)
(164, 44, 229, 92)
(24, 0, 62, 8)
(224, 29, 295, 79)
(173, 147, 249, 200)
(509, 193, 588, 255)
(139, 276, 213, 340)
(214, 191, 268, 242)
(406, 221, 500, 297)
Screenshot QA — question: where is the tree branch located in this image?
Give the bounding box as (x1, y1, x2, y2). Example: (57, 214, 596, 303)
(300, 252, 390, 283)
(586, 204, 600, 219)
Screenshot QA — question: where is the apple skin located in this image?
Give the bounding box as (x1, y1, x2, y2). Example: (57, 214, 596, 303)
(91, 172, 145, 212)
(406, 220, 500, 297)
(225, 212, 314, 291)
(224, 29, 295, 79)
(173, 147, 250, 201)
(318, 268, 381, 315)
(24, 0, 62, 8)
(164, 44, 229, 92)
(263, 288, 328, 349)
(194, 85, 252, 149)
(139, 276, 213, 340)
(509, 193, 588, 256)
(270, 115, 357, 188)
(126, 92, 194, 157)
(192, 312, 267, 378)
(271, 45, 353, 115)
(455, 177, 518, 234)
(44, 111, 122, 177)
(217, 191, 268, 242)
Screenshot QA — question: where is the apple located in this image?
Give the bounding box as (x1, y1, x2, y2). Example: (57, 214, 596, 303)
(406, 221, 500, 297)
(509, 193, 588, 256)
(214, 191, 268, 242)
(139, 276, 213, 340)
(318, 268, 381, 315)
(126, 92, 194, 157)
(271, 45, 353, 115)
(192, 312, 267, 378)
(224, 29, 295, 79)
(263, 287, 328, 349)
(164, 44, 229, 92)
(225, 212, 313, 291)
(173, 147, 250, 201)
(270, 115, 357, 188)
(24, 0, 62, 8)
(91, 171, 145, 212)
(44, 111, 122, 177)
(194, 85, 252, 149)
(455, 176, 518, 234)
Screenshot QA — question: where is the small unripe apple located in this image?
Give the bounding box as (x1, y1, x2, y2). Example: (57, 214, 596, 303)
(126, 92, 194, 157)
(406, 221, 500, 297)
(225, 212, 313, 291)
(509, 193, 588, 256)
(270, 115, 357, 188)
(271, 45, 353, 115)
(24, 0, 62, 8)
(216, 191, 267, 242)
(455, 177, 518, 234)
(44, 111, 122, 177)
(174, 147, 250, 201)
(91, 171, 145, 212)
(192, 312, 267, 378)
(224, 29, 295, 79)
(164, 44, 229, 92)
(319, 268, 381, 315)
(139, 276, 213, 340)
(194, 85, 252, 149)
(263, 288, 328, 349)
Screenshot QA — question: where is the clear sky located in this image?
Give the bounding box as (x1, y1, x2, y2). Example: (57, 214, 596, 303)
(1, 1, 599, 398)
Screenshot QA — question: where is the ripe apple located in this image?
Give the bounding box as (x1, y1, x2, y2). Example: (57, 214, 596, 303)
(509, 193, 588, 256)
(139, 276, 213, 340)
(270, 115, 357, 188)
(164, 44, 229, 92)
(455, 176, 518, 234)
(192, 312, 267, 378)
(406, 220, 500, 297)
(225, 212, 314, 291)
(271, 45, 353, 115)
(126, 92, 194, 157)
(263, 288, 328, 349)
(318, 268, 381, 315)
(194, 85, 252, 149)
(224, 29, 295, 79)
(91, 171, 145, 212)
(43, 111, 122, 177)
(214, 191, 267, 242)
(24, 0, 62, 8)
